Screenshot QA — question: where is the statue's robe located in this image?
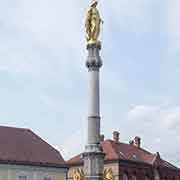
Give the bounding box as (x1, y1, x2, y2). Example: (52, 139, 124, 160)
(85, 6, 101, 43)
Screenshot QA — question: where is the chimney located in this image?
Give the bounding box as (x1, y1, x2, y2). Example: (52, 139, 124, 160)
(156, 152, 160, 159)
(129, 140, 134, 145)
(100, 134, 105, 142)
(134, 136, 141, 148)
(113, 131, 120, 143)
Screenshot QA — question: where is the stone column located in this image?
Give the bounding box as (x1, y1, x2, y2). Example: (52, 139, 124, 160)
(83, 43, 105, 180)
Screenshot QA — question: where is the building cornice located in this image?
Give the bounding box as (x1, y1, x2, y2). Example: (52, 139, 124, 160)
(0, 160, 68, 170)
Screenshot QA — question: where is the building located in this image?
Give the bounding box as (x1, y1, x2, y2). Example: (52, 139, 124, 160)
(0, 126, 68, 180)
(67, 131, 180, 180)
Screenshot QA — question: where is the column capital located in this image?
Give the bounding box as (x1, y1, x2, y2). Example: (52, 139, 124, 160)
(86, 42, 101, 50)
(86, 43, 102, 71)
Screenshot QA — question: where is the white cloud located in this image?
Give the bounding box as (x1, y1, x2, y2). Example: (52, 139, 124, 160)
(3, 0, 83, 45)
(164, 107, 180, 130)
(128, 105, 160, 122)
(168, 0, 180, 48)
(128, 104, 180, 131)
(0, 0, 85, 77)
(102, 0, 159, 33)
(0, 0, 161, 76)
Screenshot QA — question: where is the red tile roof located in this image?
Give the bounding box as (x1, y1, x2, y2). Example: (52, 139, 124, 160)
(67, 139, 179, 171)
(0, 126, 67, 168)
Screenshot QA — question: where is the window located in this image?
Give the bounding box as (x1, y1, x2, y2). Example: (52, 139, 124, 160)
(19, 176, 27, 180)
(123, 173, 128, 180)
(132, 175, 137, 180)
(44, 177, 51, 180)
(154, 169, 160, 180)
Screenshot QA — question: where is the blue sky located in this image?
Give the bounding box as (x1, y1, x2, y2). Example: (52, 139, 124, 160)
(0, 0, 180, 167)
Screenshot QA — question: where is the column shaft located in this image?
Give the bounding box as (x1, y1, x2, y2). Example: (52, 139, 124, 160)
(88, 70, 100, 116)
(83, 43, 104, 180)
(88, 70, 100, 144)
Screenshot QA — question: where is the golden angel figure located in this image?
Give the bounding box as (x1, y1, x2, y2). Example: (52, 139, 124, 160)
(72, 169, 85, 180)
(103, 168, 115, 180)
(85, 0, 103, 44)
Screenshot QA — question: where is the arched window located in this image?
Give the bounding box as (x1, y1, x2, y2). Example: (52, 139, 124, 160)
(122, 173, 128, 180)
(154, 169, 160, 180)
(132, 175, 137, 180)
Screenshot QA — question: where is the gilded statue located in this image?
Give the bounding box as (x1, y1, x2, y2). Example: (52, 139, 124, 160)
(72, 169, 85, 180)
(85, 0, 103, 44)
(103, 168, 115, 180)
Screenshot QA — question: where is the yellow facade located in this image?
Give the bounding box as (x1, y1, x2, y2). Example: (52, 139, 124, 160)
(0, 164, 67, 180)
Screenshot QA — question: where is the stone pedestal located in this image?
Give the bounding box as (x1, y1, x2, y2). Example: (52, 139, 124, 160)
(83, 43, 105, 180)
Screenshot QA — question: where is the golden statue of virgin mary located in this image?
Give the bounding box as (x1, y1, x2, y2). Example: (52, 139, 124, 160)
(85, 0, 103, 45)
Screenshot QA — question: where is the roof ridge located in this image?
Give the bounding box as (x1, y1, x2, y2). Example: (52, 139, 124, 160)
(162, 159, 180, 170)
(137, 147, 153, 155)
(0, 125, 30, 131)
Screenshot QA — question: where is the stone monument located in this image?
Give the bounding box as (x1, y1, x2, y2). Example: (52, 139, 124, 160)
(83, 1, 105, 180)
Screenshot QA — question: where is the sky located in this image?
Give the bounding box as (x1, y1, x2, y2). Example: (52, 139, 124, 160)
(0, 0, 180, 167)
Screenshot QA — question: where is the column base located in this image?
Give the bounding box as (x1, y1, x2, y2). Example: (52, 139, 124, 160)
(83, 150, 105, 180)
(85, 176, 104, 180)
